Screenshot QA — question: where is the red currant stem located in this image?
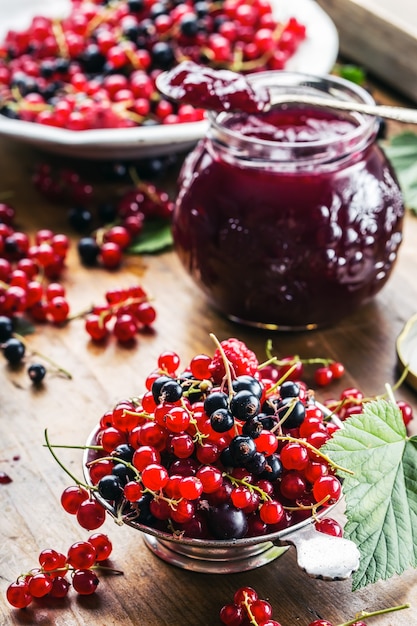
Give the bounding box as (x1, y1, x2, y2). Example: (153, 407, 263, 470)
(90, 564, 124, 576)
(326, 366, 410, 413)
(124, 409, 154, 422)
(179, 398, 209, 445)
(88, 454, 140, 480)
(51, 19, 69, 58)
(69, 295, 152, 323)
(209, 333, 235, 401)
(265, 362, 301, 397)
(275, 434, 354, 476)
(242, 591, 260, 626)
(14, 332, 72, 379)
(283, 494, 331, 517)
(20, 565, 69, 580)
(224, 472, 271, 501)
(45, 443, 103, 451)
(129, 167, 166, 206)
(337, 603, 410, 626)
(44, 429, 94, 490)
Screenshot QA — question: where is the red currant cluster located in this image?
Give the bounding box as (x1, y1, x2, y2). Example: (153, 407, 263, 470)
(84, 285, 156, 342)
(220, 587, 409, 626)
(323, 386, 413, 426)
(50, 339, 347, 543)
(33, 162, 174, 270)
(0, 205, 70, 323)
(6, 533, 115, 609)
(0, 0, 306, 130)
(220, 586, 279, 626)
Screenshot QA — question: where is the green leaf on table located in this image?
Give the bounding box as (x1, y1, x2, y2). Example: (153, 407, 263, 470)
(127, 219, 173, 255)
(14, 316, 35, 335)
(384, 132, 417, 213)
(321, 399, 417, 590)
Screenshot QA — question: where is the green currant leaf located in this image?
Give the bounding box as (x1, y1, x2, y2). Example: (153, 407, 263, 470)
(384, 132, 417, 213)
(13, 316, 35, 335)
(333, 63, 366, 85)
(321, 399, 417, 590)
(127, 219, 173, 255)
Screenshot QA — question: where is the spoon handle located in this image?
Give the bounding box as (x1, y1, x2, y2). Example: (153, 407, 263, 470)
(269, 94, 417, 124)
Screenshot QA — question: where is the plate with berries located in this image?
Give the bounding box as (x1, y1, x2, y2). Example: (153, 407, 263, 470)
(0, 0, 338, 159)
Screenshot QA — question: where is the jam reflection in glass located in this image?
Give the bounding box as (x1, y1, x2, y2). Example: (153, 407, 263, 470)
(173, 73, 405, 330)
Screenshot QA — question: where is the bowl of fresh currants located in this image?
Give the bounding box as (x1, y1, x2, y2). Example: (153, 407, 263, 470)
(0, 0, 338, 159)
(81, 337, 360, 577)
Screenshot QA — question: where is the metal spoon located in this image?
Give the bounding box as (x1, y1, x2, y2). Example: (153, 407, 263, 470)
(156, 62, 417, 123)
(267, 93, 417, 124)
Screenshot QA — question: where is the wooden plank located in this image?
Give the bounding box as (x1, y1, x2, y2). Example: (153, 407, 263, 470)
(316, 0, 417, 102)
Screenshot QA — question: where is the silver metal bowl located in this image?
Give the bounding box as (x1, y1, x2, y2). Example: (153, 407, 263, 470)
(83, 420, 359, 578)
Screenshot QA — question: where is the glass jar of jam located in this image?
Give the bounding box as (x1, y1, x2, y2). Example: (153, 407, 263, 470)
(172, 72, 404, 330)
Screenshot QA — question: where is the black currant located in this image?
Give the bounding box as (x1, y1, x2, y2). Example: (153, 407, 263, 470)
(245, 451, 267, 475)
(232, 375, 263, 399)
(68, 206, 93, 233)
(151, 41, 175, 69)
(79, 43, 106, 73)
(229, 435, 257, 466)
(180, 14, 199, 37)
(112, 462, 136, 483)
(2, 337, 25, 365)
(277, 398, 306, 429)
(28, 363, 46, 384)
(219, 446, 234, 468)
(112, 444, 135, 462)
(151, 375, 175, 403)
(98, 474, 123, 500)
(159, 379, 183, 402)
(210, 408, 234, 433)
(280, 380, 300, 399)
(258, 413, 278, 430)
(259, 454, 283, 481)
(78, 236, 100, 266)
(242, 417, 263, 438)
(229, 390, 260, 421)
(204, 390, 228, 416)
(0, 315, 13, 342)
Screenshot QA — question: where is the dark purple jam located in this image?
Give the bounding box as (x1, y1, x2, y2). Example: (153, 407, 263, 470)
(157, 61, 270, 113)
(173, 106, 404, 329)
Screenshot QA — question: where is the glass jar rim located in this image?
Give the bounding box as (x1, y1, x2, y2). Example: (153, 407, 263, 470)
(207, 70, 378, 155)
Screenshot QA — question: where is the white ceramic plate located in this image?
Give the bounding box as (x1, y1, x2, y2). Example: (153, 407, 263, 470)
(0, 0, 339, 160)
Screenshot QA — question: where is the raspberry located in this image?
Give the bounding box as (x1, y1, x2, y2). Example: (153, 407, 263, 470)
(208, 338, 258, 384)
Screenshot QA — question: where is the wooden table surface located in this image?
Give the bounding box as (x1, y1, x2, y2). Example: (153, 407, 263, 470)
(1, 89, 417, 626)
